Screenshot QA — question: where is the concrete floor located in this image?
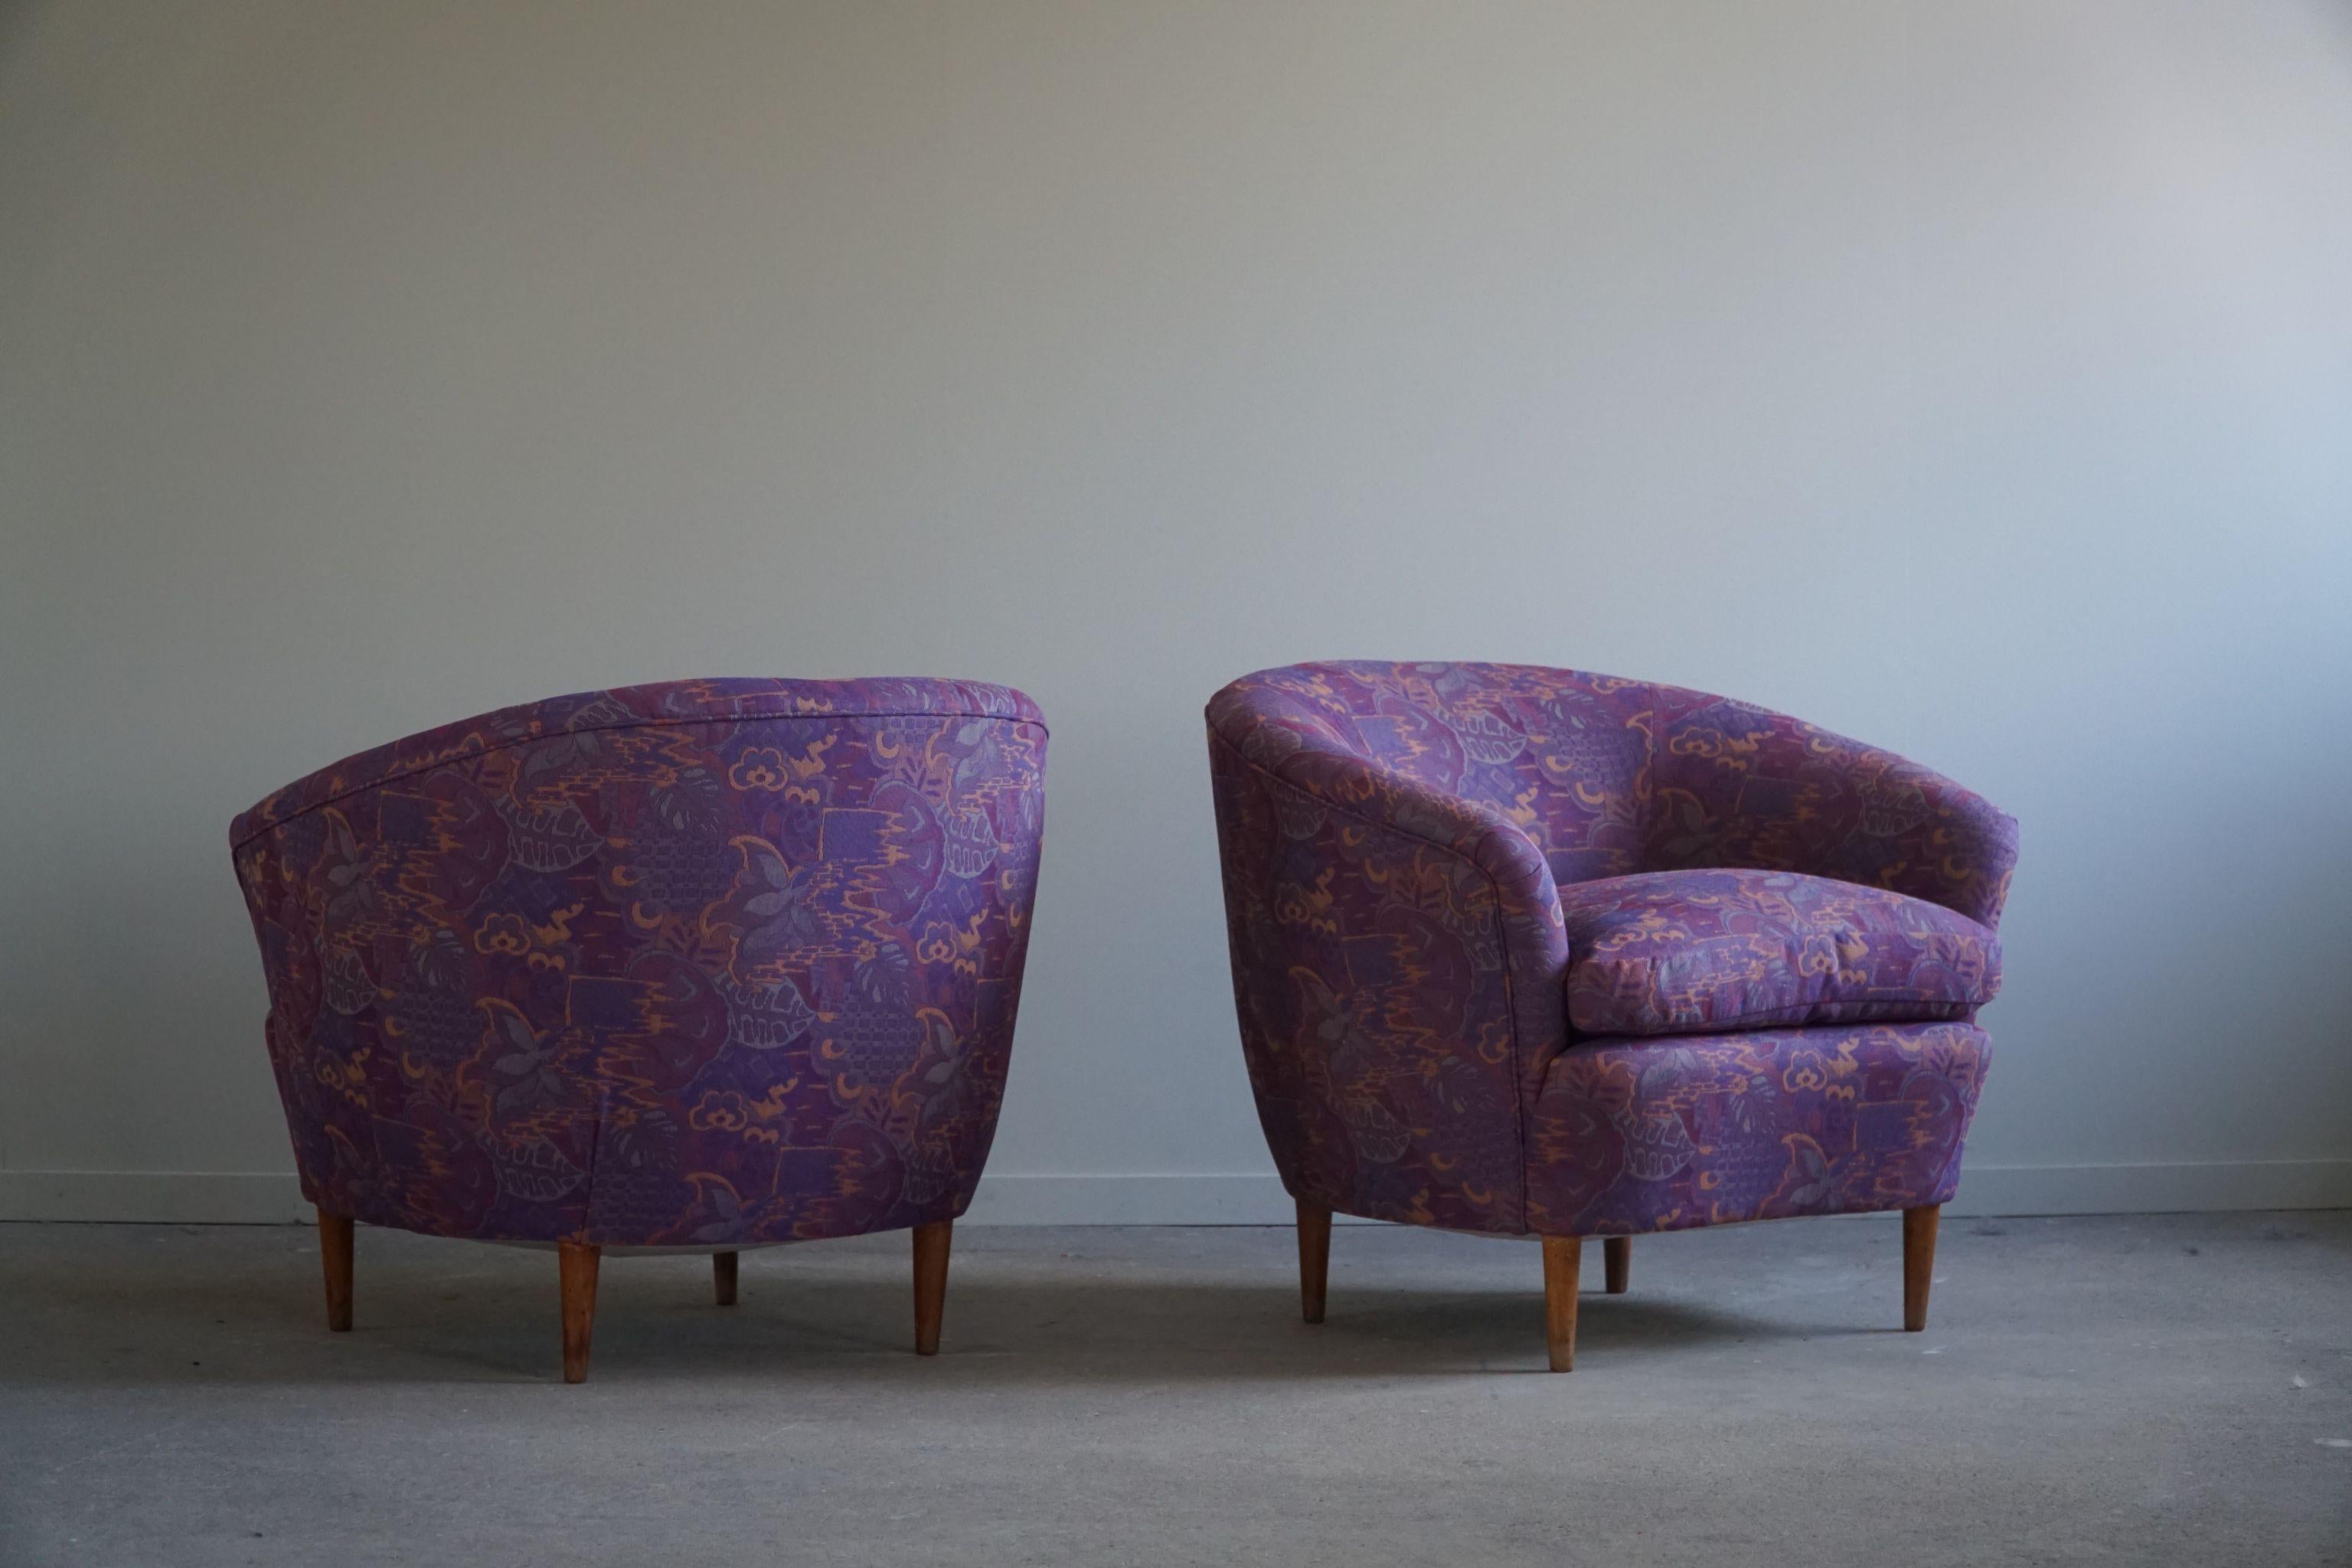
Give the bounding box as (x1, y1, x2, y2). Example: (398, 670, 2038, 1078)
(0, 1215, 2346, 1566)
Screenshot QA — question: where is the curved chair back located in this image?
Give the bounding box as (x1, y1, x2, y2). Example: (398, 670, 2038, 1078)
(1207, 661, 2012, 922)
(230, 678, 1047, 1248)
(1206, 662, 1658, 887)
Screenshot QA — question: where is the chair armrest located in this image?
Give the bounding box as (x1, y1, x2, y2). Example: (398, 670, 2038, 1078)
(1648, 684, 2019, 928)
(1206, 695, 1570, 1236)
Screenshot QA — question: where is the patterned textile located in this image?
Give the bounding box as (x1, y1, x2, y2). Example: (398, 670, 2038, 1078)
(230, 678, 1047, 1248)
(1207, 662, 1656, 893)
(1646, 683, 2017, 928)
(1525, 1022, 1989, 1235)
(1205, 662, 2015, 1236)
(1207, 727, 1553, 1233)
(1559, 868, 2000, 1037)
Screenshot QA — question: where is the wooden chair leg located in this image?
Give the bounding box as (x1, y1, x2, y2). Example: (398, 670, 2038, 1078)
(559, 1242, 601, 1383)
(713, 1250, 739, 1307)
(912, 1220, 951, 1357)
(1903, 1204, 1940, 1332)
(1541, 1235, 1582, 1372)
(1603, 1236, 1631, 1295)
(1296, 1199, 1331, 1324)
(317, 1208, 354, 1332)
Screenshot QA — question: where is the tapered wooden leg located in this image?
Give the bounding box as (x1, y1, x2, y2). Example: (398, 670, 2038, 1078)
(1296, 1200, 1331, 1325)
(1903, 1204, 1940, 1332)
(912, 1221, 951, 1357)
(317, 1208, 354, 1332)
(559, 1242, 601, 1383)
(1541, 1236, 1583, 1372)
(713, 1250, 739, 1307)
(1604, 1236, 1631, 1295)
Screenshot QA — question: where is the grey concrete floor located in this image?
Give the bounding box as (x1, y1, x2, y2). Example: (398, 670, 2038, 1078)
(0, 1215, 2347, 1567)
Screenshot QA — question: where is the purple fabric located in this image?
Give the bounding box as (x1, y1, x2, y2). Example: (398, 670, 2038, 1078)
(1207, 725, 1550, 1233)
(1648, 682, 2016, 928)
(1526, 1022, 1989, 1235)
(230, 677, 1047, 1247)
(1560, 868, 2000, 1037)
(1206, 662, 2015, 1236)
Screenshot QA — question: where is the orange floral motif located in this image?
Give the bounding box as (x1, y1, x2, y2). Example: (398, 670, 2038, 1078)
(1782, 1048, 1829, 1092)
(727, 748, 793, 791)
(474, 913, 531, 956)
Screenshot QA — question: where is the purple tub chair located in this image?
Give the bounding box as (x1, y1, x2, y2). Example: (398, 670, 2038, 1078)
(1207, 662, 2014, 1370)
(230, 678, 1047, 1381)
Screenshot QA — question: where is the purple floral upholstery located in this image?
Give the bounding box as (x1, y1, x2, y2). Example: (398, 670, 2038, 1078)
(1559, 868, 2000, 1037)
(1647, 684, 2014, 927)
(1526, 1022, 1989, 1234)
(230, 678, 1047, 1248)
(1206, 662, 2015, 1237)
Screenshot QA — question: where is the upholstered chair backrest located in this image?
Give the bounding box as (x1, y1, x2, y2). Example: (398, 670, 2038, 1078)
(229, 677, 1048, 1246)
(1209, 662, 2015, 927)
(1642, 682, 2016, 926)
(1206, 662, 1657, 888)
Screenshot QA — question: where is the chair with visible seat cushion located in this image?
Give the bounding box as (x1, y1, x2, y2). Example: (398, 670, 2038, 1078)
(1206, 662, 2016, 1370)
(1558, 867, 2000, 1037)
(231, 677, 1048, 1381)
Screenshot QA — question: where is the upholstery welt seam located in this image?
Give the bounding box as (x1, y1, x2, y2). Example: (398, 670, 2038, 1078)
(1644, 680, 1661, 850)
(1570, 1003, 1981, 1038)
(233, 710, 1049, 853)
(578, 1076, 612, 1248)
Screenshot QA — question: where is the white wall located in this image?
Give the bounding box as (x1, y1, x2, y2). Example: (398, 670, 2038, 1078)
(5, 1, 2349, 1223)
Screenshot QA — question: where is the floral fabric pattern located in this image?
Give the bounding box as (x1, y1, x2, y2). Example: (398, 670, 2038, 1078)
(1646, 683, 2016, 927)
(1559, 867, 2000, 1037)
(1207, 729, 1548, 1233)
(231, 677, 1047, 1248)
(1206, 662, 2015, 1236)
(1526, 1022, 1989, 1235)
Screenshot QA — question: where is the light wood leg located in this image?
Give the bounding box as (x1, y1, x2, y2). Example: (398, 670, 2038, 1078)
(1903, 1205, 1940, 1332)
(713, 1250, 739, 1307)
(1541, 1236, 1582, 1372)
(912, 1221, 951, 1357)
(318, 1208, 354, 1332)
(1604, 1236, 1630, 1295)
(560, 1242, 601, 1383)
(1296, 1200, 1331, 1325)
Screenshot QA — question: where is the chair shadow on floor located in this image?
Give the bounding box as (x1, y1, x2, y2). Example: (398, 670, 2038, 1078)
(0, 1240, 1900, 1390)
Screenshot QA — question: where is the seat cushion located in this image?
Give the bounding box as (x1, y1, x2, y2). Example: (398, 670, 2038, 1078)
(1559, 868, 2000, 1037)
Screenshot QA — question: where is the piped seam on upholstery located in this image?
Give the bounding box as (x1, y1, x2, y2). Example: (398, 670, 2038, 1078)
(577, 1071, 612, 1249)
(1568, 1000, 1981, 1037)
(1643, 680, 1662, 862)
(231, 710, 1050, 852)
